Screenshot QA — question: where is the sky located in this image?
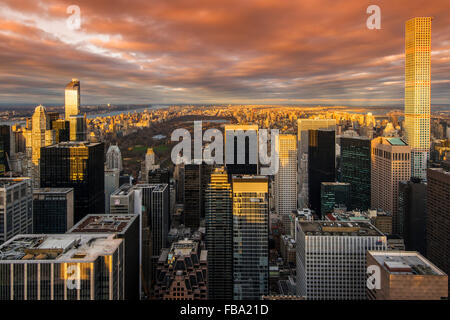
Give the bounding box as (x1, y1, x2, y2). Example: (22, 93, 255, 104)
(0, 0, 449, 106)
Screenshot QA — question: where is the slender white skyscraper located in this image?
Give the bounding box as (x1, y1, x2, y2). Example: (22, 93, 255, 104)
(404, 17, 432, 180)
(275, 134, 297, 235)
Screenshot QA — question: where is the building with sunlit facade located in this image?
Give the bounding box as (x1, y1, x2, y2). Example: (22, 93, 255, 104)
(65, 79, 80, 120)
(275, 134, 297, 235)
(232, 176, 269, 300)
(404, 17, 432, 180)
(40, 141, 105, 224)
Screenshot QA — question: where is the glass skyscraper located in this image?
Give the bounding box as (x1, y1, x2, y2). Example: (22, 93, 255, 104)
(340, 136, 371, 210)
(205, 167, 233, 300)
(232, 176, 269, 300)
(40, 141, 105, 223)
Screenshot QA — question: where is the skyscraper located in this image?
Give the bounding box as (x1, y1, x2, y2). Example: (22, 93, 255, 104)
(340, 136, 371, 210)
(405, 17, 432, 180)
(69, 114, 87, 142)
(134, 183, 169, 289)
(296, 221, 387, 300)
(33, 188, 74, 234)
(308, 129, 336, 216)
(275, 134, 297, 235)
(0, 178, 33, 244)
(224, 124, 258, 175)
(40, 141, 105, 223)
(105, 167, 120, 213)
(320, 182, 351, 215)
(65, 79, 80, 120)
(371, 137, 411, 234)
(205, 167, 233, 300)
(184, 164, 202, 228)
(24, 105, 55, 186)
(426, 167, 449, 285)
(398, 179, 427, 255)
(297, 119, 336, 209)
(232, 176, 269, 300)
(106, 144, 123, 171)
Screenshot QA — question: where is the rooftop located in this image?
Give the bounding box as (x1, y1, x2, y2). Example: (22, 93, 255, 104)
(385, 137, 407, 146)
(0, 234, 122, 262)
(42, 141, 101, 149)
(111, 183, 134, 196)
(369, 251, 446, 276)
(68, 214, 138, 234)
(33, 188, 73, 195)
(0, 178, 30, 188)
(298, 221, 385, 237)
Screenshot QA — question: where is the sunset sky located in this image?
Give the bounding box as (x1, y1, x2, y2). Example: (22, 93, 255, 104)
(0, 0, 449, 106)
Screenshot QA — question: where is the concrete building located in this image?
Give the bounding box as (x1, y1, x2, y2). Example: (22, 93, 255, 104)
(296, 221, 387, 300)
(153, 239, 207, 300)
(404, 17, 432, 180)
(110, 184, 137, 215)
(275, 134, 297, 235)
(67, 214, 140, 300)
(0, 178, 33, 244)
(0, 233, 125, 300)
(105, 167, 120, 214)
(367, 251, 447, 300)
(105, 144, 123, 171)
(371, 137, 411, 234)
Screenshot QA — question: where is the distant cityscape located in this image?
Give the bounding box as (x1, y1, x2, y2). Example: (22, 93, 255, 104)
(0, 16, 448, 302)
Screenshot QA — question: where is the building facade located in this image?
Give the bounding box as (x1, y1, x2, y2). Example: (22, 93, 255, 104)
(275, 134, 297, 235)
(205, 167, 233, 300)
(33, 188, 74, 234)
(340, 136, 371, 210)
(40, 141, 105, 223)
(296, 221, 387, 300)
(404, 17, 432, 180)
(371, 137, 411, 234)
(0, 178, 33, 244)
(232, 176, 269, 300)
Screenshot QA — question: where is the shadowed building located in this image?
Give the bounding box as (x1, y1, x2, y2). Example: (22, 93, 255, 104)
(40, 141, 105, 224)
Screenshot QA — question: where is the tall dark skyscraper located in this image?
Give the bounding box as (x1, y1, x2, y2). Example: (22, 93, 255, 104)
(0, 125, 11, 174)
(40, 141, 105, 223)
(224, 125, 258, 175)
(320, 182, 351, 215)
(426, 167, 449, 284)
(134, 183, 169, 290)
(340, 136, 371, 210)
(398, 179, 427, 256)
(308, 129, 336, 216)
(184, 164, 202, 228)
(205, 167, 233, 300)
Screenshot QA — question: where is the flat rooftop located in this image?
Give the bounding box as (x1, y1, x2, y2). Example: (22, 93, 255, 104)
(369, 251, 446, 276)
(33, 188, 73, 194)
(42, 141, 100, 149)
(68, 214, 137, 234)
(0, 178, 30, 188)
(299, 221, 384, 237)
(0, 234, 121, 262)
(111, 184, 134, 196)
(134, 183, 168, 192)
